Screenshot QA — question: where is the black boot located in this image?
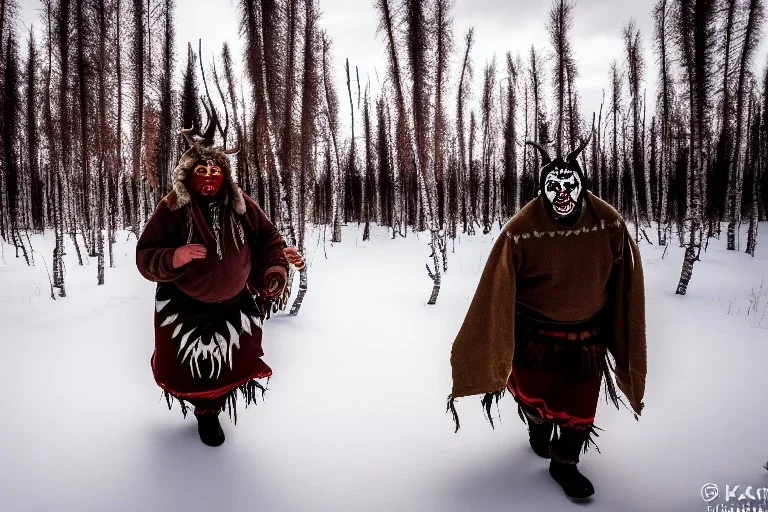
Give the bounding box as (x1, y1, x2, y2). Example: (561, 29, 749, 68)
(522, 408, 553, 458)
(196, 413, 225, 447)
(549, 428, 594, 500)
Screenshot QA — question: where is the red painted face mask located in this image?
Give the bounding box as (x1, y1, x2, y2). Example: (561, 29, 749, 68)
(190, 161, 224, 196)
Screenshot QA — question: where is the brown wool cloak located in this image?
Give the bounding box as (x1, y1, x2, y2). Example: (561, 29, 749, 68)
(449, 192, 646, 416)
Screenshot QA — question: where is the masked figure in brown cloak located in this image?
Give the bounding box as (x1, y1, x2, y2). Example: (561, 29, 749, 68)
(136, 116, 305, 447)
(448, 138, 646, 500)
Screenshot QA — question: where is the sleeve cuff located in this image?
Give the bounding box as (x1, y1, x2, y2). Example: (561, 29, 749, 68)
(158, 249, 189, 281)
(265, 265, 287, 281)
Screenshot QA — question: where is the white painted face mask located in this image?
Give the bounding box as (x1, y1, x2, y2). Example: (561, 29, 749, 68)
(526, 138, 591, 226)
(544, 168, 583, 217)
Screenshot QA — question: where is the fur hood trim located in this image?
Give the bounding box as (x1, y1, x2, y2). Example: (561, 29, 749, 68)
(167, 146, 245, 215)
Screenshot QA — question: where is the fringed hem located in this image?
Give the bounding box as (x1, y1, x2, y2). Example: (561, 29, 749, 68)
(446, 389, 507, 433)
(553, 423, 603, 456)
(517, 404, 603, 455)
(602, 355, 639, 420)
(481, 390, 506, 429)
(161, 377, 269, 425)
(446, 395, 460, 433)
(513, 352, 632, 421)
(163, 389, 190, 417)
(446, 355, 634, 436)
(549, 423, 604, 459)
(509, 388, 598, 430)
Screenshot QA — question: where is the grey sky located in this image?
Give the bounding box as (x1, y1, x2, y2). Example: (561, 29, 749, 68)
(14, 0, 768, 141)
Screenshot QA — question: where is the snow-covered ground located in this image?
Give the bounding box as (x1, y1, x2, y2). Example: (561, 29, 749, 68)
(1, 220, 767, 512)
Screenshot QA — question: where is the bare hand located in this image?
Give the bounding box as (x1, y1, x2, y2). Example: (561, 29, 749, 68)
(172, 244, 207, 268)
(283, 247, 305, 269)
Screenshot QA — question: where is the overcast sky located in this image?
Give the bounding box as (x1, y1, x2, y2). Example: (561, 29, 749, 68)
(14, 0, 768, 142)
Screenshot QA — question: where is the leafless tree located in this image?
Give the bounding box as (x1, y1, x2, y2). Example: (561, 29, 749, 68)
(480, 57, 496, 233)
(623, 19, 648, 222)
(320, 31, 342, 242)
(547, 0, 576, 155)
(290, 0, 320, 315)
(376, 0, 446, 304)
(674, 0, 716, 295)
(433, 0, 452, 230)
(653, 0, 674, 245)
(726, 0, 764, 250)
(609, 60, 623, 211)
(502, 51, 518, 217)
(745, 81, 760, 255)
(456, 28, 473, 234)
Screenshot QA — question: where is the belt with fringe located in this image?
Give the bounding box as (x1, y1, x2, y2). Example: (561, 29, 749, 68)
(514, 306, 606, 378)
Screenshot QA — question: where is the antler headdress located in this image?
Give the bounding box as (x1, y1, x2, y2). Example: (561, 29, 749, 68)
(168, 40, 243, 213)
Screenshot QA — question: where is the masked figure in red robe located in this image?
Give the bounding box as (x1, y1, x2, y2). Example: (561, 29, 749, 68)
(449, 138, 646, 500)
(136, 116, 304, 447)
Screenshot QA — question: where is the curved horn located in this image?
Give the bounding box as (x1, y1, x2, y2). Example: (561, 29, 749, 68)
(525, 141, 551, 166)
(566, 133, 592, 162)
(179, 128, 195, 148)
(201, 98, 217, 147)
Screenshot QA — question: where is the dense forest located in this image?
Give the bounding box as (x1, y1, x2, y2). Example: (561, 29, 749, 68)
(0, 0, 766, 308)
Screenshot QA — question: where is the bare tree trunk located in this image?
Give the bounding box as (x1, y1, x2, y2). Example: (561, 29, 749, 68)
(280, 0, 298, 245)
(290, 0, 318, 316)
(654, 0, 673, 245)
(55, 0, 76, 288)
(456, 29, 473, 235)
(624, 20, 647, 221)
(96, 0, 107, 284)
(376, 0, 443, 304)
(727, 0, 762, 250)
(610, 61, 621, 211)
(547, 0, 575, 155)
(675, 0, 714, 295)
(112, 0, 123, 262)
(522, 78, 530, 207)
(480, 58, 496, 234)
(320, 33, 342, 243)
(433, 0, 451, 231)
(0, 0, 7, 58)
(345, 57, 356, 228)
(502, 52, 518, 218)
(468, 111, 477, 233)
(75, 0, 93, 255)
(363, 83, 373, 241)
(593, 90, 604, 197)
(530, 46, 542, 193)
(247, 1, 296, 311)
(746, 93, 761, 256)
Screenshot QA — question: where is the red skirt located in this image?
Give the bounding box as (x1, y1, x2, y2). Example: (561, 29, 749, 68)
(151, 283, 272, 403)
(506, 309, 606, 429)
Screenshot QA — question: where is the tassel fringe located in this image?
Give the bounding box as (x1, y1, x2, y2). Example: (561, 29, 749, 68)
(164, 388, 190, 418)
(161, 377, 269, 425)
(551, 423, 603, 456)
(210, 204, 223, 259)
(446, 390, 506, 433)
(446, 356, 632, 441)
(446, 395, 460, 433)
(601, 353, 630, 415)
(481, 390, 506, 429)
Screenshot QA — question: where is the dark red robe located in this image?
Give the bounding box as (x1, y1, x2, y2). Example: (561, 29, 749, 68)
(136, 191, 288, 413)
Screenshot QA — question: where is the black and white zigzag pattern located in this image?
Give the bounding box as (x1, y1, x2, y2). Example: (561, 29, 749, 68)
(155, 284, 263, 380)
